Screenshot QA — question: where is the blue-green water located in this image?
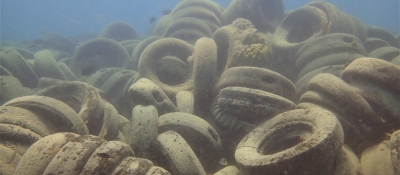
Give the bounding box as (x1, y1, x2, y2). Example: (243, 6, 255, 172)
(1, 0, 398, 41)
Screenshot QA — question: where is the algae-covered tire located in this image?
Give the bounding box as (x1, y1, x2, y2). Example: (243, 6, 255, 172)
(14, 132, 80, 175)
(58, 62, 79, 81)
(35, 81, 104, 135)
(341, 58, 400, 130)
(364, 38, 391, 53)
(272, 5, 329, 57)
(217, 66, 296, 102)
(170, 0, 223, 33)
(157, 130, 206, 175)
(221, 0, 284, 33)
(0, 106, 52, 137)
(70, 37, 130, 77)
(164, 17, 213, 44)
(333, 145, 362, 175)
(391, 55, 400, 66)
(153, 15, 171, 36)
(120, 39, 141, 57)
(100, 70, 137, 115)
(101, 101, 128, 141)
(2, 46, 35, 60)
(85, 68, 124, 88)
(40, 31, 77, 54)
(3, 96, 89, 135)
(214, 166, 241, 175)
(100, 21, 140, 42)
(211, 96, 255, 134)
(158, 112, 222, 171)
(37, 77, 67, 89)
(397, 33, 400, 48)
(176, 91, 194, 114)
(307, 1, 367, 42)
(171, 0, 223, 22)
(165, 18, 212, 38)
(128, 36, 163, 70)
(0, 48, 38, 88)
(81, 141, 134, 175)
(33, 50, 66, 80)
(342, 57, 400, 98)
(123, 105, 158, 158)
(390, 130, 400, 173)
(155, 55, 189, 86)
(0, 65, 13, 76)
(128, 78, 177, 115)
(0, 76, 34, 105)
(15, 132, 166, 175)
(306, 73, 381, 126)
(294, 65, 345, 101)
(367, 25, 399, 47)
(218, 86, 295, 125)
(235, 108, 344, 175)
(368, 46, 400, 62)
(42, 135, 105, 175)
(0, 123, 42, 146)
(145, 166, 171, 175)
(111, 157, 154, 175)
(301, 73, 384, 154)
(360, 140, 394, 175)
(295, 33, 366, 79)
(138, 38, 194, 100)
(0, 145, 22, 175)
(192, 37, 217, 115)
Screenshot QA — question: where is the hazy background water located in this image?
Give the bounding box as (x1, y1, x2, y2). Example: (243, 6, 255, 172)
(1, 0, 399, 41)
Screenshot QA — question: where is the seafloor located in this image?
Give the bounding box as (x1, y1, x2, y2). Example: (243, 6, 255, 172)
(0, 0, 399, 175)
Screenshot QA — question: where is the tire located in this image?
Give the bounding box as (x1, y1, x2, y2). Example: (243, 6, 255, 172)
(235, 108, 344, 175)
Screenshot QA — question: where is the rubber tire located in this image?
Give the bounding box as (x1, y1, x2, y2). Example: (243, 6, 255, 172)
(235, 108, 344, 175)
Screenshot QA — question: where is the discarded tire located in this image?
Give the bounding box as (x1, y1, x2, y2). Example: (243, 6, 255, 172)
(14, 132, 170, 175)
(235, 108, 344, 175)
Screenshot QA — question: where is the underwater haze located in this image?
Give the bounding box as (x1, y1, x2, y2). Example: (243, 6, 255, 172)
(1, 0, 399, 41)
